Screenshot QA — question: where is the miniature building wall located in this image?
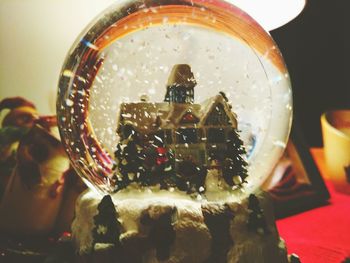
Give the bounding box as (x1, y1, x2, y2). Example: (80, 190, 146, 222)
(117, 94, 238, 166)
(116, 64, 239, 166)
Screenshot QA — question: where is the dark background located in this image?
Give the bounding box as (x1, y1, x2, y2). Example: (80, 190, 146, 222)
(270, 0, 349, 146)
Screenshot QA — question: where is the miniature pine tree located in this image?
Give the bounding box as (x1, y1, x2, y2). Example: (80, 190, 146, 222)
(247, 194, 268, 234)
(92, 195, 121, 246)
(142, 134, 175, 187)
(114, 124, 146, 189)
(156, 148, 176, 189)
(222, 129, 248, 186)
(176, 159, 206, 193)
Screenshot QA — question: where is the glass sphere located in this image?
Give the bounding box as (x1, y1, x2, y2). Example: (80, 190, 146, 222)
(57, 0, 292, 200)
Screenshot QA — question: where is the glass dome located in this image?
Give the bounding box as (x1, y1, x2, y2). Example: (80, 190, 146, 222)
(57, 0, 292, 200)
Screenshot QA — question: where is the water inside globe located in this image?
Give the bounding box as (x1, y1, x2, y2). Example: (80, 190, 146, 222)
(57, 0, 292, 201)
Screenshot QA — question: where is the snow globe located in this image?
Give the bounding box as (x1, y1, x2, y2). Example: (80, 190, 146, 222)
(57, 0, 292, 201)
(56, 1, 294, 261)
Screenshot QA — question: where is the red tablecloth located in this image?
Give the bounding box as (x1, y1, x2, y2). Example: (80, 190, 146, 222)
(276, 149, 350, 263)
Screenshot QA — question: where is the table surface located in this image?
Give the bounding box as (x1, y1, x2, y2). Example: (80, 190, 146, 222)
(276, 148, 350, 263)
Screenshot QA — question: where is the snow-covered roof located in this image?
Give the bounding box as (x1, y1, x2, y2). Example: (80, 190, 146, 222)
(117, 93, 237, 134)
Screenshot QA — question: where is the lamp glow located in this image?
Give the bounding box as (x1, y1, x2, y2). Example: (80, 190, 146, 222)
(228, 0, 306, 31)
(0, 0, 305, 114)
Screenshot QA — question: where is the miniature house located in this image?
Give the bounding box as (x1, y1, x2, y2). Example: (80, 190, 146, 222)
(116, 64, 238, 166)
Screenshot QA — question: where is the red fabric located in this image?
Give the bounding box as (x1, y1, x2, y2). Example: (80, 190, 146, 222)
(276, 149, 350, 263)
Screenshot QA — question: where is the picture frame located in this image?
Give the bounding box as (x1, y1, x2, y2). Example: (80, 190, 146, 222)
(262, 119, 330, 218)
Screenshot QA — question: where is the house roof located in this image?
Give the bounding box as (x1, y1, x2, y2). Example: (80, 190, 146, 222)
(199, 94, 238, 127)
(161, 103, 201, 129)
(117, 93, 237, 134)
(119, 102, 161, 133)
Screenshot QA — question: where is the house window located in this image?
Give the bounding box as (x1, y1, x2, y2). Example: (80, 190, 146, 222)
(176, 128, 198, 144)
(207, 128, 225, 143)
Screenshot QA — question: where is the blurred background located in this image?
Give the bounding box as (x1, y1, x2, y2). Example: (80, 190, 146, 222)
(271, 0, 349, 146)
(0, 0, 349, 146)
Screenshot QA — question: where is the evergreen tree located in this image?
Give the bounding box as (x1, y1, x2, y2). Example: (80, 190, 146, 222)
(247, 194, 268, 234)
(114, 124, 146, 189)
(176, 158, 206, 193)
(222, 129, 248, 186)
(92, 195, 121, 246)
(142, 134, 175, 188)
(114, 125, 177, 189)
